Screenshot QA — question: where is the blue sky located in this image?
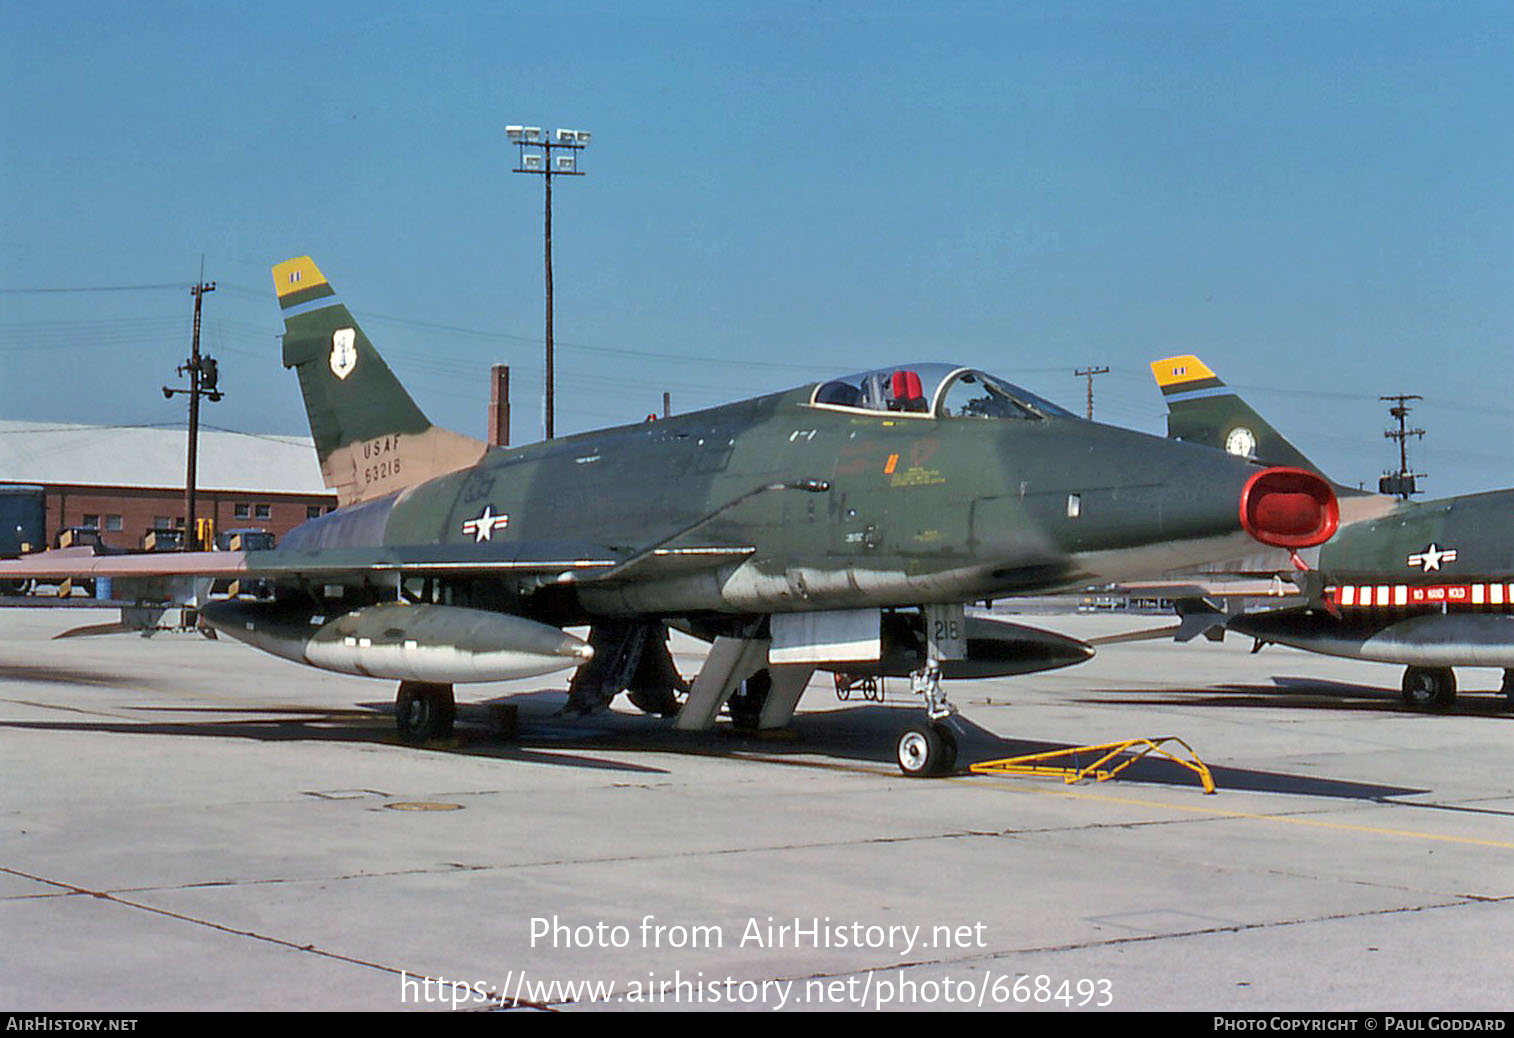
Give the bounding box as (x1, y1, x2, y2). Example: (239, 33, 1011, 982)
(2, 1, 1511, 496)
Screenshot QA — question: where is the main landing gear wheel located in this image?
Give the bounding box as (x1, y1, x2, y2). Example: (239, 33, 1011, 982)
(627, 685, 682, 718)
(1400, 667, 1456, 711)
(396, 681, 456, 743)
(896, 723, 958, 778)
(727, 669, 771, 733)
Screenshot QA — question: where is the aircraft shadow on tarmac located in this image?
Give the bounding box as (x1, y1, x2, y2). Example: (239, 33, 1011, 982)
(0, 662, 156, 688)
(0, 679, 1424, 800)
(1079, 674, 1514, 719)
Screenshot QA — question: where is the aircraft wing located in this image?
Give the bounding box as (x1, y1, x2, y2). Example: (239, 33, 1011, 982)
(0, 540, 756, 585)
(242, 540, 756, 583)
(1105, 577, 1304, 601)
(0, 547, 249, 580)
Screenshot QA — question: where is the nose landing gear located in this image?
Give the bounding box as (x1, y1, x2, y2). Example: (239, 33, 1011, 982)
(897, 659, 959, 777)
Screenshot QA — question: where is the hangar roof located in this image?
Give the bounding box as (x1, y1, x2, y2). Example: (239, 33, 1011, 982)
(0, 421, 330, 496)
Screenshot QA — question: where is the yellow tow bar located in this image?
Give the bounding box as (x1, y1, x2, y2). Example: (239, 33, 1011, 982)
(970, 737, 1216, 794)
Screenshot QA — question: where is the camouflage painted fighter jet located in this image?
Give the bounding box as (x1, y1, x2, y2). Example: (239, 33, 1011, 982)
(0, 261, 1340, 775)
(1153, 355, 1514, 710)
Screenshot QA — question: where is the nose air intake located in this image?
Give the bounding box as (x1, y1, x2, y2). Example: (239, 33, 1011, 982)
(1239, 467, 1339, 549)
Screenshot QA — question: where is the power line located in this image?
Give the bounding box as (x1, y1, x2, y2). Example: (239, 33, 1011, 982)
(0, 283, 187, 294)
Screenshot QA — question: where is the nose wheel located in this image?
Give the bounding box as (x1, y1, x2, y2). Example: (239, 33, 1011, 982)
(897, 723, 958, 777)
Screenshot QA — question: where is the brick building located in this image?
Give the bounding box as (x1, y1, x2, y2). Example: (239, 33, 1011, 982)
(0, 420, 337, 550)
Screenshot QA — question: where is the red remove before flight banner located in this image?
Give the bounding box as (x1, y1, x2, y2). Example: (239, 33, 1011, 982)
(1329, 583, 1514, 609)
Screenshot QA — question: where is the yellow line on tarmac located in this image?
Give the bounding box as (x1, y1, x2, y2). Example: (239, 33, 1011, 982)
(967, 776, 1514, 851)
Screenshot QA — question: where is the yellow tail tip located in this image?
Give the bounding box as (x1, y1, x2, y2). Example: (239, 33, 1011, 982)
(272, 256, 329, 298)
(1151, 354, 1218, 389)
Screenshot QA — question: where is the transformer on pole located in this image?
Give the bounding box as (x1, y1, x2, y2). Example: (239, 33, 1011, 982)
(162, 277, 222, 548)
(1379, 393, 1425, 499)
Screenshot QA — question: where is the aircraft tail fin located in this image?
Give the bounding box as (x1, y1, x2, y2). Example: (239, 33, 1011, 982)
(1150, 355, 1324, 477)
(273, 257, 487, 507)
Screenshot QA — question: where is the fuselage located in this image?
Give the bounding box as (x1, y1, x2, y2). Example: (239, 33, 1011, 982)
(274, 366, 1321, 620)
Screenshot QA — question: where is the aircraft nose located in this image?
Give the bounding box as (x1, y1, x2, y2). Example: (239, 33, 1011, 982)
(1239, 466, 1339, 549)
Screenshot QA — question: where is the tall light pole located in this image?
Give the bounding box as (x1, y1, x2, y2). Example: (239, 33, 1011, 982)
(507, 124, 590, 440)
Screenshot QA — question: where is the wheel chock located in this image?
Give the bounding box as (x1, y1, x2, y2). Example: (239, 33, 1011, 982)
(970, 736, 1216, 794)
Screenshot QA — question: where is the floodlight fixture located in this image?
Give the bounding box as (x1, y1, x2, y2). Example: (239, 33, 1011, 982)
(507, 121, 592, 441)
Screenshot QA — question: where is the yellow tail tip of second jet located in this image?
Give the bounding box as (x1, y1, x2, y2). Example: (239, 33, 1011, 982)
(1151, 354, 1218, 389)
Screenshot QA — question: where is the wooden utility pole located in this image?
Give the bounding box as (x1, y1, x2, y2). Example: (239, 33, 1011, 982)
(1380, 393, 1425, 499)
(1075, 366, 1109, 420)
(164, 279, 221, 547)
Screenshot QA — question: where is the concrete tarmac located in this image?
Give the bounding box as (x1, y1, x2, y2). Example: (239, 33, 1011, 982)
(2, 606, 1512, 1013)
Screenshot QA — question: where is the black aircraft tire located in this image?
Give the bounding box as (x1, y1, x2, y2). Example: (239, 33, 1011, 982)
(727, 669, 771, 732)
(1400, 667, 1456, 711)
(627, 685, 681, 718)
(897, 723, 955, 778)
(396, 681, 457, 743)
(936, 724, 958, 774)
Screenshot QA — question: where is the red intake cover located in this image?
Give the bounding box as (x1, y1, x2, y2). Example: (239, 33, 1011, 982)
(1239, 467, 1339, 549)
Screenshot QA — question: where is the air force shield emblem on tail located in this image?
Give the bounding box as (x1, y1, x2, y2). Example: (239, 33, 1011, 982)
(330, 328, 358, 380)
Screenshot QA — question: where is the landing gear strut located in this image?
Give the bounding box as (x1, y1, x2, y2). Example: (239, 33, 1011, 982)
(897, 660, 959, 777)
(566, 620, 686, 717)
(396, 681, 456, 743)
(727, 668, 771, 732)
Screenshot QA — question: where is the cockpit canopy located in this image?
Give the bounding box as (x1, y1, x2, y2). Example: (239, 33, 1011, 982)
(809, 364, 1075, 421)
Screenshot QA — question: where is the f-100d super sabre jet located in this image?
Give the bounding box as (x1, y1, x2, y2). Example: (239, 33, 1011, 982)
(0, 259, 1339, 775)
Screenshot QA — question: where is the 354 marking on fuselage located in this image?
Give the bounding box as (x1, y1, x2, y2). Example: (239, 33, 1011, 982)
(459, 469, 497, 504)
